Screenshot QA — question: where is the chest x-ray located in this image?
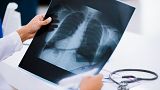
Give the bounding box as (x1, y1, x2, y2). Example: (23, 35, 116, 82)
(19, 0, 135, 83)
(39, 6, 121, 74)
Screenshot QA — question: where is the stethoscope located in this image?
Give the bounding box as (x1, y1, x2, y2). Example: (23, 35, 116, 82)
(106, 69, 158, 90)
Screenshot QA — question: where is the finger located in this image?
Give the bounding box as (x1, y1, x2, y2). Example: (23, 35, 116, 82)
(36, 14, 45, 21)
(92, 74, 103, 81)
(95, 74, 103, 80)
(41, 17, 52, 25)
(94, 74, 104, 86)
(39, 15, 44, 21)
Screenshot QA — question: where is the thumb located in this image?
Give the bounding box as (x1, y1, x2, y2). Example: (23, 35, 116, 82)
(41, 17, 52, 25)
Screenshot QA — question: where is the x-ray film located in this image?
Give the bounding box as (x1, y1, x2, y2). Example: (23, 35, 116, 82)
(19, 0, 135, 83)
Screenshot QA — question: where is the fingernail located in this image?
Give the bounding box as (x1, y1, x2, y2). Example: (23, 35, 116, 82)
(48, 17, 52, 22)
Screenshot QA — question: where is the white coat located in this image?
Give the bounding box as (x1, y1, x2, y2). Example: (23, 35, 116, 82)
(0, 32, 23, 90)
(0, 32, 78, 90)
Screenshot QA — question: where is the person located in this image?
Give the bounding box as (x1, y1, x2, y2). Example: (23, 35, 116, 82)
(0, 14, 103, 90)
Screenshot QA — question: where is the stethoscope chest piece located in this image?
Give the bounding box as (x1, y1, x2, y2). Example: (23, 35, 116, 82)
(117, 81, 129, 90)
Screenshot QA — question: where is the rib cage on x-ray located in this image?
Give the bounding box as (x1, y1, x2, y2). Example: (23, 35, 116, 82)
(39, 7, 121, 73)
(17, 0, 136, 80)
(45, 12, 85, 49)
(76, 19, 103, 63)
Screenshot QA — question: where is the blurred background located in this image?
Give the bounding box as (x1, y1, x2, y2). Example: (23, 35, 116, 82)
(1, 0, 160, 90)
(0, 0, 51, 25)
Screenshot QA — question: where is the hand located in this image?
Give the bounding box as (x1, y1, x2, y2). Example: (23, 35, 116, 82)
(80, 74, 103, 90)
(17, 14, 52, 42)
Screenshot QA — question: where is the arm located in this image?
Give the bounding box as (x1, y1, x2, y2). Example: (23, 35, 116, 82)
(0, 32, 22, 61)
(0, 15, 52, 61)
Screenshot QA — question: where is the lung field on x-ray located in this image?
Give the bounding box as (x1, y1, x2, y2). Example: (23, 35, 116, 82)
(45, 11, 85, 49)
(39, 6, 120, 73)
(76, 19, 103, 62)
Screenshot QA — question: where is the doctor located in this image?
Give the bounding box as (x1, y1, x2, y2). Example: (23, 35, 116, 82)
(0, 15, 103, 90)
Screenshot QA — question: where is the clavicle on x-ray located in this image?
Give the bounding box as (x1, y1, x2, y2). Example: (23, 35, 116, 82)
(39, 6, 121, 74)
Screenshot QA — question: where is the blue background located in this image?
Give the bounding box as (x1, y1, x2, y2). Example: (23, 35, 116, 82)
(0, 18, 3, 38)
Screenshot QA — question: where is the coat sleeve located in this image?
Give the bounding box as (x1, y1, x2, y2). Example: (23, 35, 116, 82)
(0, 32, 23, 61)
